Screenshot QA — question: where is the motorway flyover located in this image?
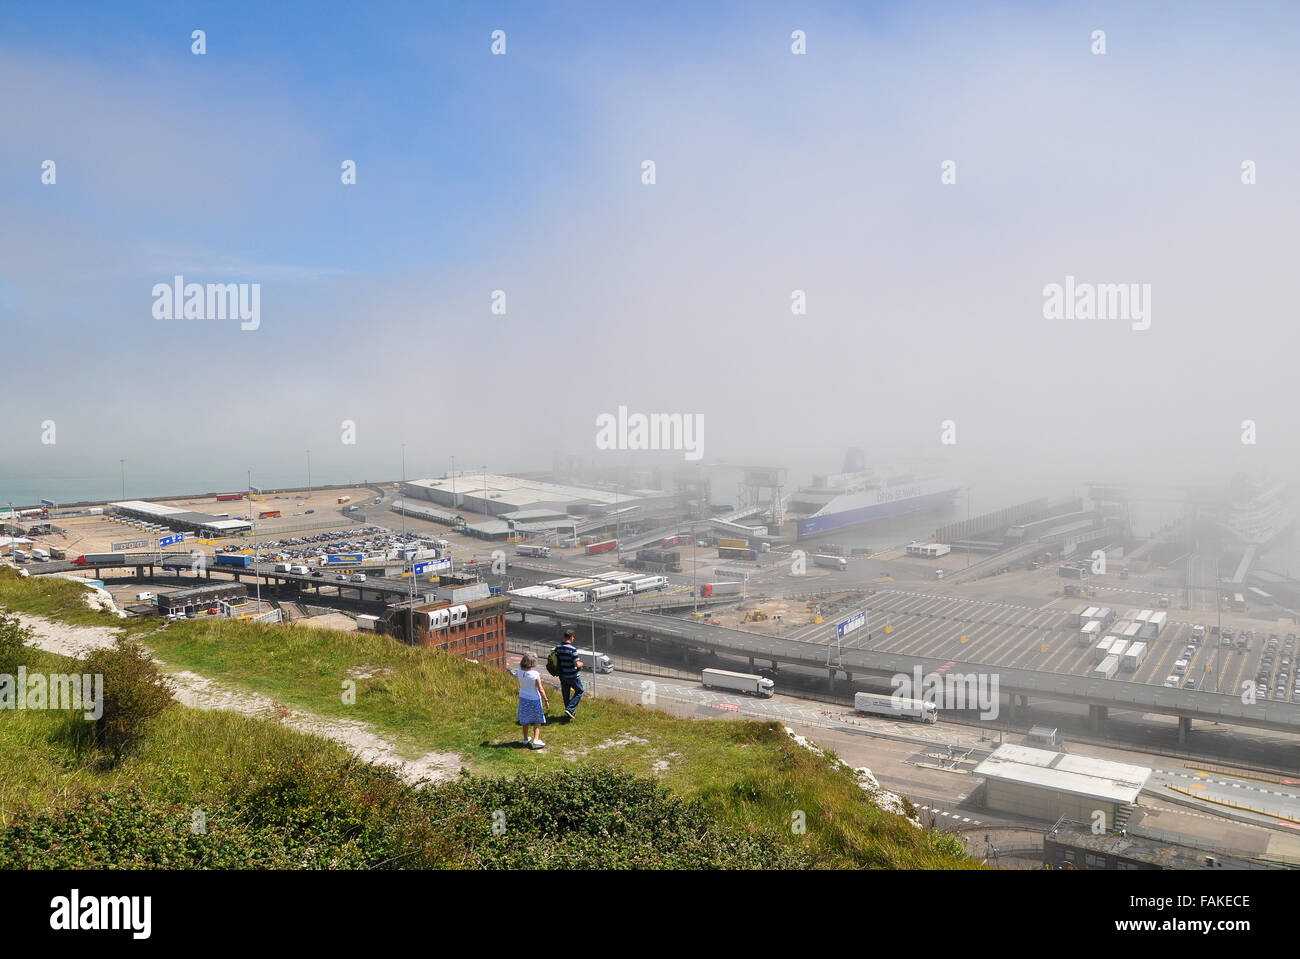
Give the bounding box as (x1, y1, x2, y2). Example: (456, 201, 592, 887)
(508, 596, 1300, 743)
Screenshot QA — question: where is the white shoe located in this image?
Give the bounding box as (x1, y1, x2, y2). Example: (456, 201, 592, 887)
(523, 737, 533, 746)
(531, 739, 546, 749)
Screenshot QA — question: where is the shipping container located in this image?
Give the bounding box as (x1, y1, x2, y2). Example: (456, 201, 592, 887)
(1122, 642, 1148, 671)
(718, 546, 758, 561)
(585, 540, 617, 555)
(1092, 655, 1120, 680)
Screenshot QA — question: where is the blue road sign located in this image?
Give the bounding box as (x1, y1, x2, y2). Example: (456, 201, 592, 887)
(837, 610, 866, 639)
(159, 534, 184, 547)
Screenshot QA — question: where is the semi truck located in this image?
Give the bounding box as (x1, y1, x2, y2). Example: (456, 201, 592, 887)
(515, 544, 552, 558)
(72, 553, 125, 566)
(337, 496, 352, 504)
(629, 575, 667, 592)
(854, 691, 938, 724)
(215, 553, 253, 567)
(1092, 655, 1120, 680)
(813, 554, 848, 571)
(574, 648, 613, 673)
(586, 583, 632, 601)
(699, 581, 744, 598)
(1122, 642, 1148, 671)
(701, 668, 774, 698)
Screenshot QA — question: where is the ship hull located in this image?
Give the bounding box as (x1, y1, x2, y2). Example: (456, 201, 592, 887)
(796, 487, 960, 539)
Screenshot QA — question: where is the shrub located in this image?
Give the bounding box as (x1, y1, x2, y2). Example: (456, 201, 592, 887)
(0, 611, 33, 675)
(81, 638, 175, 760)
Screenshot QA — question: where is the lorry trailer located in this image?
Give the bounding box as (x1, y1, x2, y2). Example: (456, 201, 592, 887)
(1122, 642, 1148, 671)
(215, 554, 253, 567)
(586, 540, 617, 556)
(72, 553, 125, 566)
(699, 581, 744, 598)
(701, 668, 774, 697)
(1092, 655, 1120, 680)
(854, 691, 938, 724)
(515, 544, 552, 558)
(812, 554, 848, 571)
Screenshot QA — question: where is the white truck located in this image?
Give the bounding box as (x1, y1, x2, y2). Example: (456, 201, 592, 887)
(275, 562, 293, 572)
(630, 575, 668, 593)
(1122, 642, 1148, 671)
(1092, 655, 1120, 680)
(701, 668, 774, 698)
(813, 554, 848, 571)
(852, 691, 935, 722)
(586, 582, 632, 602)
(854, 691, 938, 723)
(574, 648, 613, 673)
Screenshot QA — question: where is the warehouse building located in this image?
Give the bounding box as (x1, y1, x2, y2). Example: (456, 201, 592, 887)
(401, 473, 670, 520)
(972, 743, 1150, 824)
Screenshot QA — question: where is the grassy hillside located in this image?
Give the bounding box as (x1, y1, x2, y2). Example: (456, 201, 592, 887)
(0, 570, 974, 869)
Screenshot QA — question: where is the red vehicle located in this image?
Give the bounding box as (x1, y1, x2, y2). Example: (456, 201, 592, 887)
(216, 493, 244, 502)
(258, 510, 281, 519)
(585, 540, 617, 555)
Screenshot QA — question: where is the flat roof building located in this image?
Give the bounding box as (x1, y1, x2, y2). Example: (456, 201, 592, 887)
(973, 743, 1151, 825)
(110, 500, 253, 537)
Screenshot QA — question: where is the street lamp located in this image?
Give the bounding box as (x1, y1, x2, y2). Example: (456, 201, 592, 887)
(306, 450, 311, 500)
(120, 459, 125, 500)
(587, 604, 599, 698)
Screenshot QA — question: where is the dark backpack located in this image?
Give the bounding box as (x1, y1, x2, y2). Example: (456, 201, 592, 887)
(545, 648, 562, 677)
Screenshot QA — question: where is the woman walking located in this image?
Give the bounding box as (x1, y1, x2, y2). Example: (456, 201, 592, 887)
(515, 651, 549, 749)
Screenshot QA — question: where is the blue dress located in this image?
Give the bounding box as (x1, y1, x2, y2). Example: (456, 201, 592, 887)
(517, 669, 547, 726)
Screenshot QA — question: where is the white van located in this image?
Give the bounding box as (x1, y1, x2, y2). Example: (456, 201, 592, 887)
(1173, 659, 1189, 675)
(349, 573, 367, 583)
(135, 591, 154, 601)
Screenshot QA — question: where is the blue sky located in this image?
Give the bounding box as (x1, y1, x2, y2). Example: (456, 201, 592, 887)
(3, 1, 1300, 497)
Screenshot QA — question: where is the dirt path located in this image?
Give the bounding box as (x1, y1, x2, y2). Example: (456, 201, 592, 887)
(10, 611, 463, 786)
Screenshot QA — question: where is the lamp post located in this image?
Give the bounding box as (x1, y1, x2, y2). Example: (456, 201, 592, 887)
(120, 459, 125, 500)
(306, 450, 311, 500)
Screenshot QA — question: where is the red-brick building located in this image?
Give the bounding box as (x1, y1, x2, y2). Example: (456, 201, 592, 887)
(405, 594, 509, 669)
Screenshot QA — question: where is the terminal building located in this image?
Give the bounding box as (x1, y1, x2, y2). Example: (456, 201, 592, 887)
(400, 473, 672, 521)
(972, 743, 1151, 824)
(1043, 819, 1276, 870)
(109, 500, 253, 538)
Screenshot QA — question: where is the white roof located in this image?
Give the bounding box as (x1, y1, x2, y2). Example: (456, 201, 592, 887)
(408, 473, 650, 509)
(205, 519, 253, 530)
(111, 500, 185, 516)
(972, 744, 1150, 804)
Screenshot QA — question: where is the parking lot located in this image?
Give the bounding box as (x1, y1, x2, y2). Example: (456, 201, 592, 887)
(791, 588, 1300, 701)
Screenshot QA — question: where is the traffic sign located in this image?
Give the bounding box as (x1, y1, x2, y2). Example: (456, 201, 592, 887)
(159, 533, 184, 547)
(837, 610, 866, 639)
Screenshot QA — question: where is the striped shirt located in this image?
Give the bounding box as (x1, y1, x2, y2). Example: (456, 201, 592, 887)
(552, 642, 581, 679)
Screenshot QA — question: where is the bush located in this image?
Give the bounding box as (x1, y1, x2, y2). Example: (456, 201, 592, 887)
(81, 637, 175, 760)
(0, 611, 33, 675)
(0, 763, 812, 869)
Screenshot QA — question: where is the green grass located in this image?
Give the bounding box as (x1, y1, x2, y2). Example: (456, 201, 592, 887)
(0, 569, 975, 868)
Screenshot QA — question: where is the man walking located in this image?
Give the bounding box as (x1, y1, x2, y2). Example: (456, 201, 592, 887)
(551, 628, 584, 720)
